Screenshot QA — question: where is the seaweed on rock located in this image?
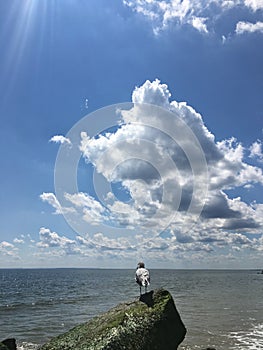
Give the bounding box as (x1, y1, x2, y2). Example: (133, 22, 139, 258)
(40, 289, 186, 350)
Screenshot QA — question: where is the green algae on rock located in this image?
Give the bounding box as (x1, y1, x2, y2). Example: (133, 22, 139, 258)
(40, 289, 186, 350)
(0, 344, 9, 350)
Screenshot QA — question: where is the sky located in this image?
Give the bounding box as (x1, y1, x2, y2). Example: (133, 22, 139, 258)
(0, 0, 263, 269)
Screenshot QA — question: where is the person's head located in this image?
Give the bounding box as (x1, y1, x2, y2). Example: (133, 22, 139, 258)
(137, 262, 145, 268)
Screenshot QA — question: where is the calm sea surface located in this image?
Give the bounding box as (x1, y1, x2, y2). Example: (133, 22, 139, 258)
(0, 269, 263, 349)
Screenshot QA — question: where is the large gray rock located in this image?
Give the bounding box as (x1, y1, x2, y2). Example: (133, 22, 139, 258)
(40, 289, 186, 350)
(0, 339, 16, 350)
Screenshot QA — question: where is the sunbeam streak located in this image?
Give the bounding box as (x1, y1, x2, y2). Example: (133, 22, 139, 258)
(1, 0, 57, 100)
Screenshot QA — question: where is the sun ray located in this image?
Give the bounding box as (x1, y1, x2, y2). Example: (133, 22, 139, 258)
(1, 0, 57, 101)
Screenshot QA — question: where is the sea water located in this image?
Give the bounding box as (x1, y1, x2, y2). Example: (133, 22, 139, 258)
(0, 269, 262, 349)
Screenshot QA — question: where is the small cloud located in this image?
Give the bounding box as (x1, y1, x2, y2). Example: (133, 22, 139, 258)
(244, 0, 263, 12)
(65, 192, 130, 227)
(0, 241, 17, 257)
(0, 241, 14, 249)
(249, 140, 263, 162)
(236, 21, 263, 35)
(49, 135, 72, 145)
(190, 16, 208, 34)
(40, 192, 63, 214)
(244, 183, 253, 189)
(80, 98, 89, 111)
(40, 192, 76, 215)
(37, 227, 77, 255)
(13, 238, 24, 244)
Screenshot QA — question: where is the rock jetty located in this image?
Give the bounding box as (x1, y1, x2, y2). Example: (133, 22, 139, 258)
(0, 339, 16, 350)
(40, 288, 186, 350)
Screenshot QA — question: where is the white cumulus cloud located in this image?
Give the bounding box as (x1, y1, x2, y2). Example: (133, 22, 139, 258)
(40, 192, 76, 215)
(244, 0, 263, 11)
(123, 0, 263, 36)
(0, 241, 17, 257)
(249, 140, 263, 162)
(13, 238, 24, 244)
(78, 79, 263, 235)
(41, 79, 263, 264)
(191, 16, 208, 33)
(236, 21, 263, 34)
(37, 227, 80, 255)
(49, 135, 72, 145)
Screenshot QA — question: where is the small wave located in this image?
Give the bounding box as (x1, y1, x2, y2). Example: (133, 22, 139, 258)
(1, 295, 91, 311)
(229, 323, 263, 349)
(17, 342, 39, 350)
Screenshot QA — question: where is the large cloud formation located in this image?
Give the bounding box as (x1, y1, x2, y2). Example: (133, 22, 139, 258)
(77, 79, 262, 233)
(123, 0, 263, 37)
(36, 79, 263, 266)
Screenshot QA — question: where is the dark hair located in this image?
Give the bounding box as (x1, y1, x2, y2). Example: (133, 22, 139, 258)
(138, 262, 145, 268)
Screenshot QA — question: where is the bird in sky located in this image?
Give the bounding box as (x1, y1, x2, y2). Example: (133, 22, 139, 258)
(135, 262, 150, 295)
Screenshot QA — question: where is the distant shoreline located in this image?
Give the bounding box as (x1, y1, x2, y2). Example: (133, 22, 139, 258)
(0, 267, 261, 271)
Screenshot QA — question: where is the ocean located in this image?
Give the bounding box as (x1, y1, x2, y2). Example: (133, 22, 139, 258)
(0, 269, 262, 349)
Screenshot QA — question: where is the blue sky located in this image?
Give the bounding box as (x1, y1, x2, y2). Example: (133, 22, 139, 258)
(0, 0, 263, 268)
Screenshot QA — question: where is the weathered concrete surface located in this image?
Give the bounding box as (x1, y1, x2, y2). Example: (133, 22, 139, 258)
(40, 288, 186, 350)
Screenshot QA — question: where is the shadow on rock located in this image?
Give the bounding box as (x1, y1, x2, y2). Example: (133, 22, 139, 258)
(139, 290, 154, 307)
